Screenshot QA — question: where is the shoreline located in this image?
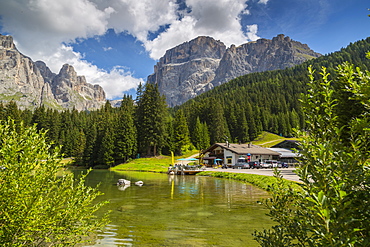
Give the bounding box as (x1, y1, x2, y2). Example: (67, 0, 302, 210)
(202, 167, 301, 183)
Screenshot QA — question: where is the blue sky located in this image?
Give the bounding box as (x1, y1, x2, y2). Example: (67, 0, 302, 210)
(0, 0, 369, 100)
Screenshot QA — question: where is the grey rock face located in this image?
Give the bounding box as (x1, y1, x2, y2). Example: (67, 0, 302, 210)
(0, 35, 56, 109)
(147, 36, 226, 107)
(50, 64, 105, 110)
(0, 34, 106, 111)
(148, 34, 321, 106)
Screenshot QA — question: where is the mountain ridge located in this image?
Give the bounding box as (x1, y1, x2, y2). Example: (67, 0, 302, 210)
(0, 34, 106, 111)
(148, 34, 321, 107)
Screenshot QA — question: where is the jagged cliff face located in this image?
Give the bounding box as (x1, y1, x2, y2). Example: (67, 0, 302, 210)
(0, 34, 106, 111)
(148, 34, 321, 106)
(147, 36, 226, 106)
(49, 64, 105, 110)
(0, 35, 56, 109)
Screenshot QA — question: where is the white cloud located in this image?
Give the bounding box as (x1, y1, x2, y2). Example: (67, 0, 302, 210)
(258, 0, 269, 4)
(245, 24, 259, 41)
(142, 0, 256, 59)
(0, 0, 112, 56)
(38, 45, 142, 99)
(103, 47, 113, 51)
(84, 66, 143, 100)
(0, 0, 262, 99)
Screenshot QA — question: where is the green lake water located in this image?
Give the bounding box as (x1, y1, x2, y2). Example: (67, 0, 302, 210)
(79, 170, 274, 247)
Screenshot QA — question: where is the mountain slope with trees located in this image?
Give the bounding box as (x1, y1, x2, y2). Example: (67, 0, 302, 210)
(0, 37, 369, 167)
(175, 37, 370, 144)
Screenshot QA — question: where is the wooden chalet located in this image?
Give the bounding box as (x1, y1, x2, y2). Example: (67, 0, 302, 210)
(202, 143, 281, 167)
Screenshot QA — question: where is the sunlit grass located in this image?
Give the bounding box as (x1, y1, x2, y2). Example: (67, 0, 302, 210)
(197, 171, 302, 191)
(110, 150, 200, 172)
(253, 131, 300, 147)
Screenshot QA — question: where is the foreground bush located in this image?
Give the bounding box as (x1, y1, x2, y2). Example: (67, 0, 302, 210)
(253, 60, 370, 246)
(0, 120, 109, 246)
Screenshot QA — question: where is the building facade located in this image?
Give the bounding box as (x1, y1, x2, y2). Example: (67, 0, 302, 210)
(202, 143, 281, 167)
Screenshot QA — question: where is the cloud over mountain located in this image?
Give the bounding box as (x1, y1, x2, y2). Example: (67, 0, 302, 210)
(0, 0, 259, 99)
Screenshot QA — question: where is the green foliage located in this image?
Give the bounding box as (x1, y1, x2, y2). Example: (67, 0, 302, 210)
(253, 60, 370, 246)
(0, 120, 109, 246)
(192, 117, 210, 150)
(178, 37, 370, 143)
(253, 131, 299, 147)
(172, 109, 191, 155)
(115, 95, 137, 163)
(1, 37, 370, 169)
(111, 150, 199, 172)
(136, 83, 168, 156)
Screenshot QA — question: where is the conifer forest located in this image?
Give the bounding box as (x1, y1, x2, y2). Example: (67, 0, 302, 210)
(1, 37, 370, 168)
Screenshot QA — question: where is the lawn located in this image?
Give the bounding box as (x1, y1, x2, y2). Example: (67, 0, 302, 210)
(253, 131, 299, 147)
(110, 150, 200, 173)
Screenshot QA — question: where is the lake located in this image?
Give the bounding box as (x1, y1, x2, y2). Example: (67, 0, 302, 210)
(79, 170, 273, 247)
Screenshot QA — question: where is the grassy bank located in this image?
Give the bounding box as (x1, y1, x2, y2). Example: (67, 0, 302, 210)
(253, 131, 299, 147)
(110, 150, 200, 173)
(197, 171, 302, 192)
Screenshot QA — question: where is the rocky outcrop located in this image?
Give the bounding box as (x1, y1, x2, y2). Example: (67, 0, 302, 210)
(212, 34, 321, 86)
(0, 35, 57, 109)
(50, 64, 105, 110)
(147, 36, 226, 107)
(0, 34, 106, 110)
(148, 34, 321, 106)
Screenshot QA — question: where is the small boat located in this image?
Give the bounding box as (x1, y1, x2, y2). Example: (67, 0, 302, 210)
(117, 179, 131, 186)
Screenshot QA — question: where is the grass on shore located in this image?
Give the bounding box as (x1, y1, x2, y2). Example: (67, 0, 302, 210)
(197, 171, 302, 192)
(110, 131, 298, 172)
(110, 150, 200, 173)
(109, 132, 302, 191)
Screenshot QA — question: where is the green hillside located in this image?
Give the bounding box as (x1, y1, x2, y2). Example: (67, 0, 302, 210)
(252, 131, 299, 147)
(1, 37, 369, 168)
(176, 37, 370, 144)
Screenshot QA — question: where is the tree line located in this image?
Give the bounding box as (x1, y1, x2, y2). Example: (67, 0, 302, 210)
(0, 37, 369, 168)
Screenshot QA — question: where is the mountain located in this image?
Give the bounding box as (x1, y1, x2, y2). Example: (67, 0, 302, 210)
(0, 34, 105, 111)
(147, 36, 226, 107)
(175, 37, 370, 142)
(147, 34, 321, 106)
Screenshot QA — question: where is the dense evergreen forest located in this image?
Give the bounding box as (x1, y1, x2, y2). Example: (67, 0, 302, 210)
(1, 37, 369, 168)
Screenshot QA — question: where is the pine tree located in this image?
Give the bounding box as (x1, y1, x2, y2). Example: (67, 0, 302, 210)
(172, 109, 191, 155)
(73, 130, 86, 164)
(4, 101, 21, 122)
(115, 95, 137, 163)
(235, 109, 249, 143)
(82, 121, 98, 167)
(192, 117, 203, 150)
(245, 103, 258, 140)
(200, 122, 210, 150)
(136, 83, 168, 156)
(207, 98, 230, 144)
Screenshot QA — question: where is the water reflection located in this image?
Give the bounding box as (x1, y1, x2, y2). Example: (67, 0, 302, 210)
(80, 170, 273, 247)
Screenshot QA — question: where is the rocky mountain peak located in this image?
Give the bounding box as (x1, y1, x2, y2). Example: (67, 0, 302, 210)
(35, 61, 55, 83)
(0, 35, 15, 50)
(56, 64, 87, 85)
(160, 36, 226, 64)
(147, 36, 227, 106)
(0, 34, 106, 111)
(148, 34, 321, 106)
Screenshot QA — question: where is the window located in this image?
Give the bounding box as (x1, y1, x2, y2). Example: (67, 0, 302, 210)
(226, 156, 232, 164)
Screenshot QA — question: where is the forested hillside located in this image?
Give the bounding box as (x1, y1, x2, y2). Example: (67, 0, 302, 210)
(0, 37, 369, 167)
(176, 37, 370, 143)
